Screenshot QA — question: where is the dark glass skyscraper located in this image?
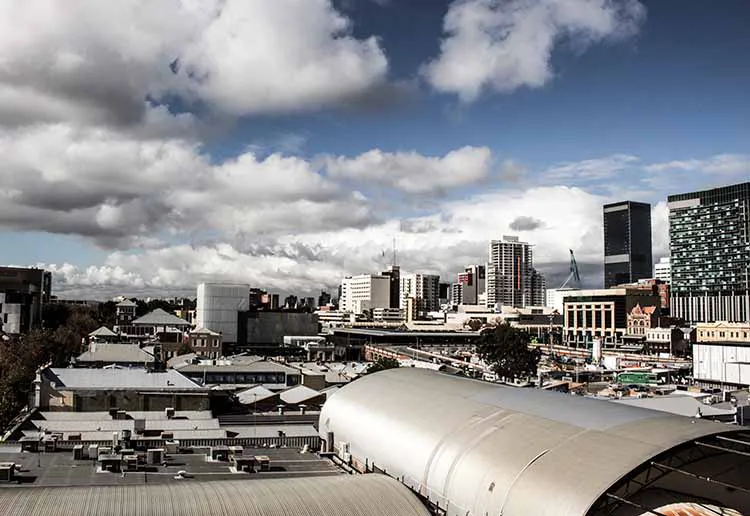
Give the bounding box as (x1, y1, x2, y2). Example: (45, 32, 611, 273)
(603, 201, 653, 288)
(668, 182, 750, 322)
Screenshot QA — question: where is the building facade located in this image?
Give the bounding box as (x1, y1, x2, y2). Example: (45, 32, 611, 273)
(563, 288, 660, 346)
(453, 265, 485, 306)
(486, 236, 535, 310)
(380, 265, 401, 309)
(0, 267, 51, 334)
(400, 274, 440, 316)
(654, 256, 671, 283)
(603, 201, 653, 288)
(668, 182, 750, 323)
(195, 283, 250, 345)
(339, 275, 391, 314)
(530, 268, 546, 306)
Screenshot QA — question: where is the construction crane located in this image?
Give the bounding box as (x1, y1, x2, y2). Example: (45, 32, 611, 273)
(558, 249, 581, 289)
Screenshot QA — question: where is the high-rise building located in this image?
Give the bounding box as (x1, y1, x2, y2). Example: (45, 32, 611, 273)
(339, 274, 391, 314)
(400, 274, 440, 317)
(438, 282, 451, 307)
(530, 268, 547, 307)
(603, 201, 653, 288)
(668, 182, 750, 322)
(0, 266, 51, 334)
(486, 236, 535, 309)
(381, 265, 401, 309)
(654, 257, 671, 283)
(455, 265, 486, 305)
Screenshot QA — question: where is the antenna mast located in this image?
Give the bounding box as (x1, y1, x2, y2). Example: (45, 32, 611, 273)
(392, 237, 397, 267)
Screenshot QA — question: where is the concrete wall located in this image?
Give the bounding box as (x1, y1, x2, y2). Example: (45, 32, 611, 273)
(244, 312, 318, 345)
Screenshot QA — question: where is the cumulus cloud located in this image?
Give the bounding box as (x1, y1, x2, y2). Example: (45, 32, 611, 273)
(325, 146, 493, 194)
(422, 0, 645, 102)
(0, 124, 372, 247)
(40, 185, 613, 298)
(0, 0, 388, 126)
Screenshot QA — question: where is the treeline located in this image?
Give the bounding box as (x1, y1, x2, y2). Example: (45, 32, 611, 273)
(0, 305, 99, 429)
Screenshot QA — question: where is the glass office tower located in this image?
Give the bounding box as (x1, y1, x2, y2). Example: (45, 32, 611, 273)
(668, 182, 750, 322)
(603, 201, 653, 288)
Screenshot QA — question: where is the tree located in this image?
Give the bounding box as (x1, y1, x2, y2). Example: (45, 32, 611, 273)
(176, 343, 192, 356)
(366, 357, 400, 375)
(476, 323, 541, 381)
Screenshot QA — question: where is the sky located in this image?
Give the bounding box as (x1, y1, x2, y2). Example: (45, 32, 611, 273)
(0, 0, 749, 299)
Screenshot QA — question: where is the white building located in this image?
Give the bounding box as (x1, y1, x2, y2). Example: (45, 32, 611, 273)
(654, 257, 671, 283)
(195, 283, 250, 345)
(372, 307, 405, 323)
(400, 274, 440, 317)
(486, 236, 536, 310)
(693, 341, 750, 388)
(339, 275, 391, 314)
(545, 288, 577, 313)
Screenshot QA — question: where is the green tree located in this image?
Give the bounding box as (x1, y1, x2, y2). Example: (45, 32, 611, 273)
(176, 343, 192, 356)
(366, 357, 400, 375)
(42, 303, 71, 331)
(476, 323, 541, 381)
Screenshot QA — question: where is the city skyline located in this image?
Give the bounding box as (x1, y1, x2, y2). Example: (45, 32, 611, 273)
(1, 0, 749, 299)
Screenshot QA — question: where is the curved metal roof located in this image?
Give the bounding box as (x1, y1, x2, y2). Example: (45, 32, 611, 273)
(0, 474, 430, 516)
(319, 368, 739, 516)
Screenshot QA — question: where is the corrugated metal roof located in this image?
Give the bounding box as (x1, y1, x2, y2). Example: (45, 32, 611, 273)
(236, 386, 277, 404)
(48, 368, 203, 390)
(132, 308, 190, 327)
(612, 396, 736, 418)
(319, 368, 741, 516)
(279, 385, 323, 405)
(88, 326, 118, 337)
(76, 343, 153, 364)
(38, 411, 214, 421)
(223, 424, 319, 438)
(0, 473, 430, 516)
(32, 419, 220, 433)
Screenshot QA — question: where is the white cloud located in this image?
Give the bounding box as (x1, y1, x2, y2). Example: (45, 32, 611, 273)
(325, 146, 493, 194)
(177, 0, 388, 114)
(644, 154, 750, 175)
(0, 123, 372, 246)
(41, 185, 610, 298)
(543, 154, 639, 181)
(0, 0, 388, 126)
(422, 0, 645, 102)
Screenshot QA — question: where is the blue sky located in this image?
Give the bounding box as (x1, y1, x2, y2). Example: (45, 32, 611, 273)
(0, 0, 748, 298)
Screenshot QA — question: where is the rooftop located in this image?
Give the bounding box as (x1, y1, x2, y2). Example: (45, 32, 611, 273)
(47, 368, 204, 390)
(116, 299, 137, 307)
(0, 447, 343, 489)
(88, 326, 118, 338)
(76, 343, 154, 364)
(132, 308, 190, 327)
(179, 360, 299, 375)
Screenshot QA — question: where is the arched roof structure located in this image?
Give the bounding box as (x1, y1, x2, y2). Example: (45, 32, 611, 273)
(0, 474, 431, 516)
(319, 368, 750, 516)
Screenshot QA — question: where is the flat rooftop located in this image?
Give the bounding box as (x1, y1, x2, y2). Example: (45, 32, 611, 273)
(0, 447, 342, 488)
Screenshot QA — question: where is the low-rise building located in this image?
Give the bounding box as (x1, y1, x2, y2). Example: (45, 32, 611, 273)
(695, 321, 750, 343)
(626, 304, 658, 337)
(177, 357, 303, 390)
(115, 308, 191, 342)
(33, 367, 209, 412)
(562, 287, 660, 347)
(75, 343, 154, 368)
(644, 327, 693, 356)
(372, 307, 404, 323)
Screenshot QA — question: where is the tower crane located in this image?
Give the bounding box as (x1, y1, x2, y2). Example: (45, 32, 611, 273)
(558, 250, 581, 289)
